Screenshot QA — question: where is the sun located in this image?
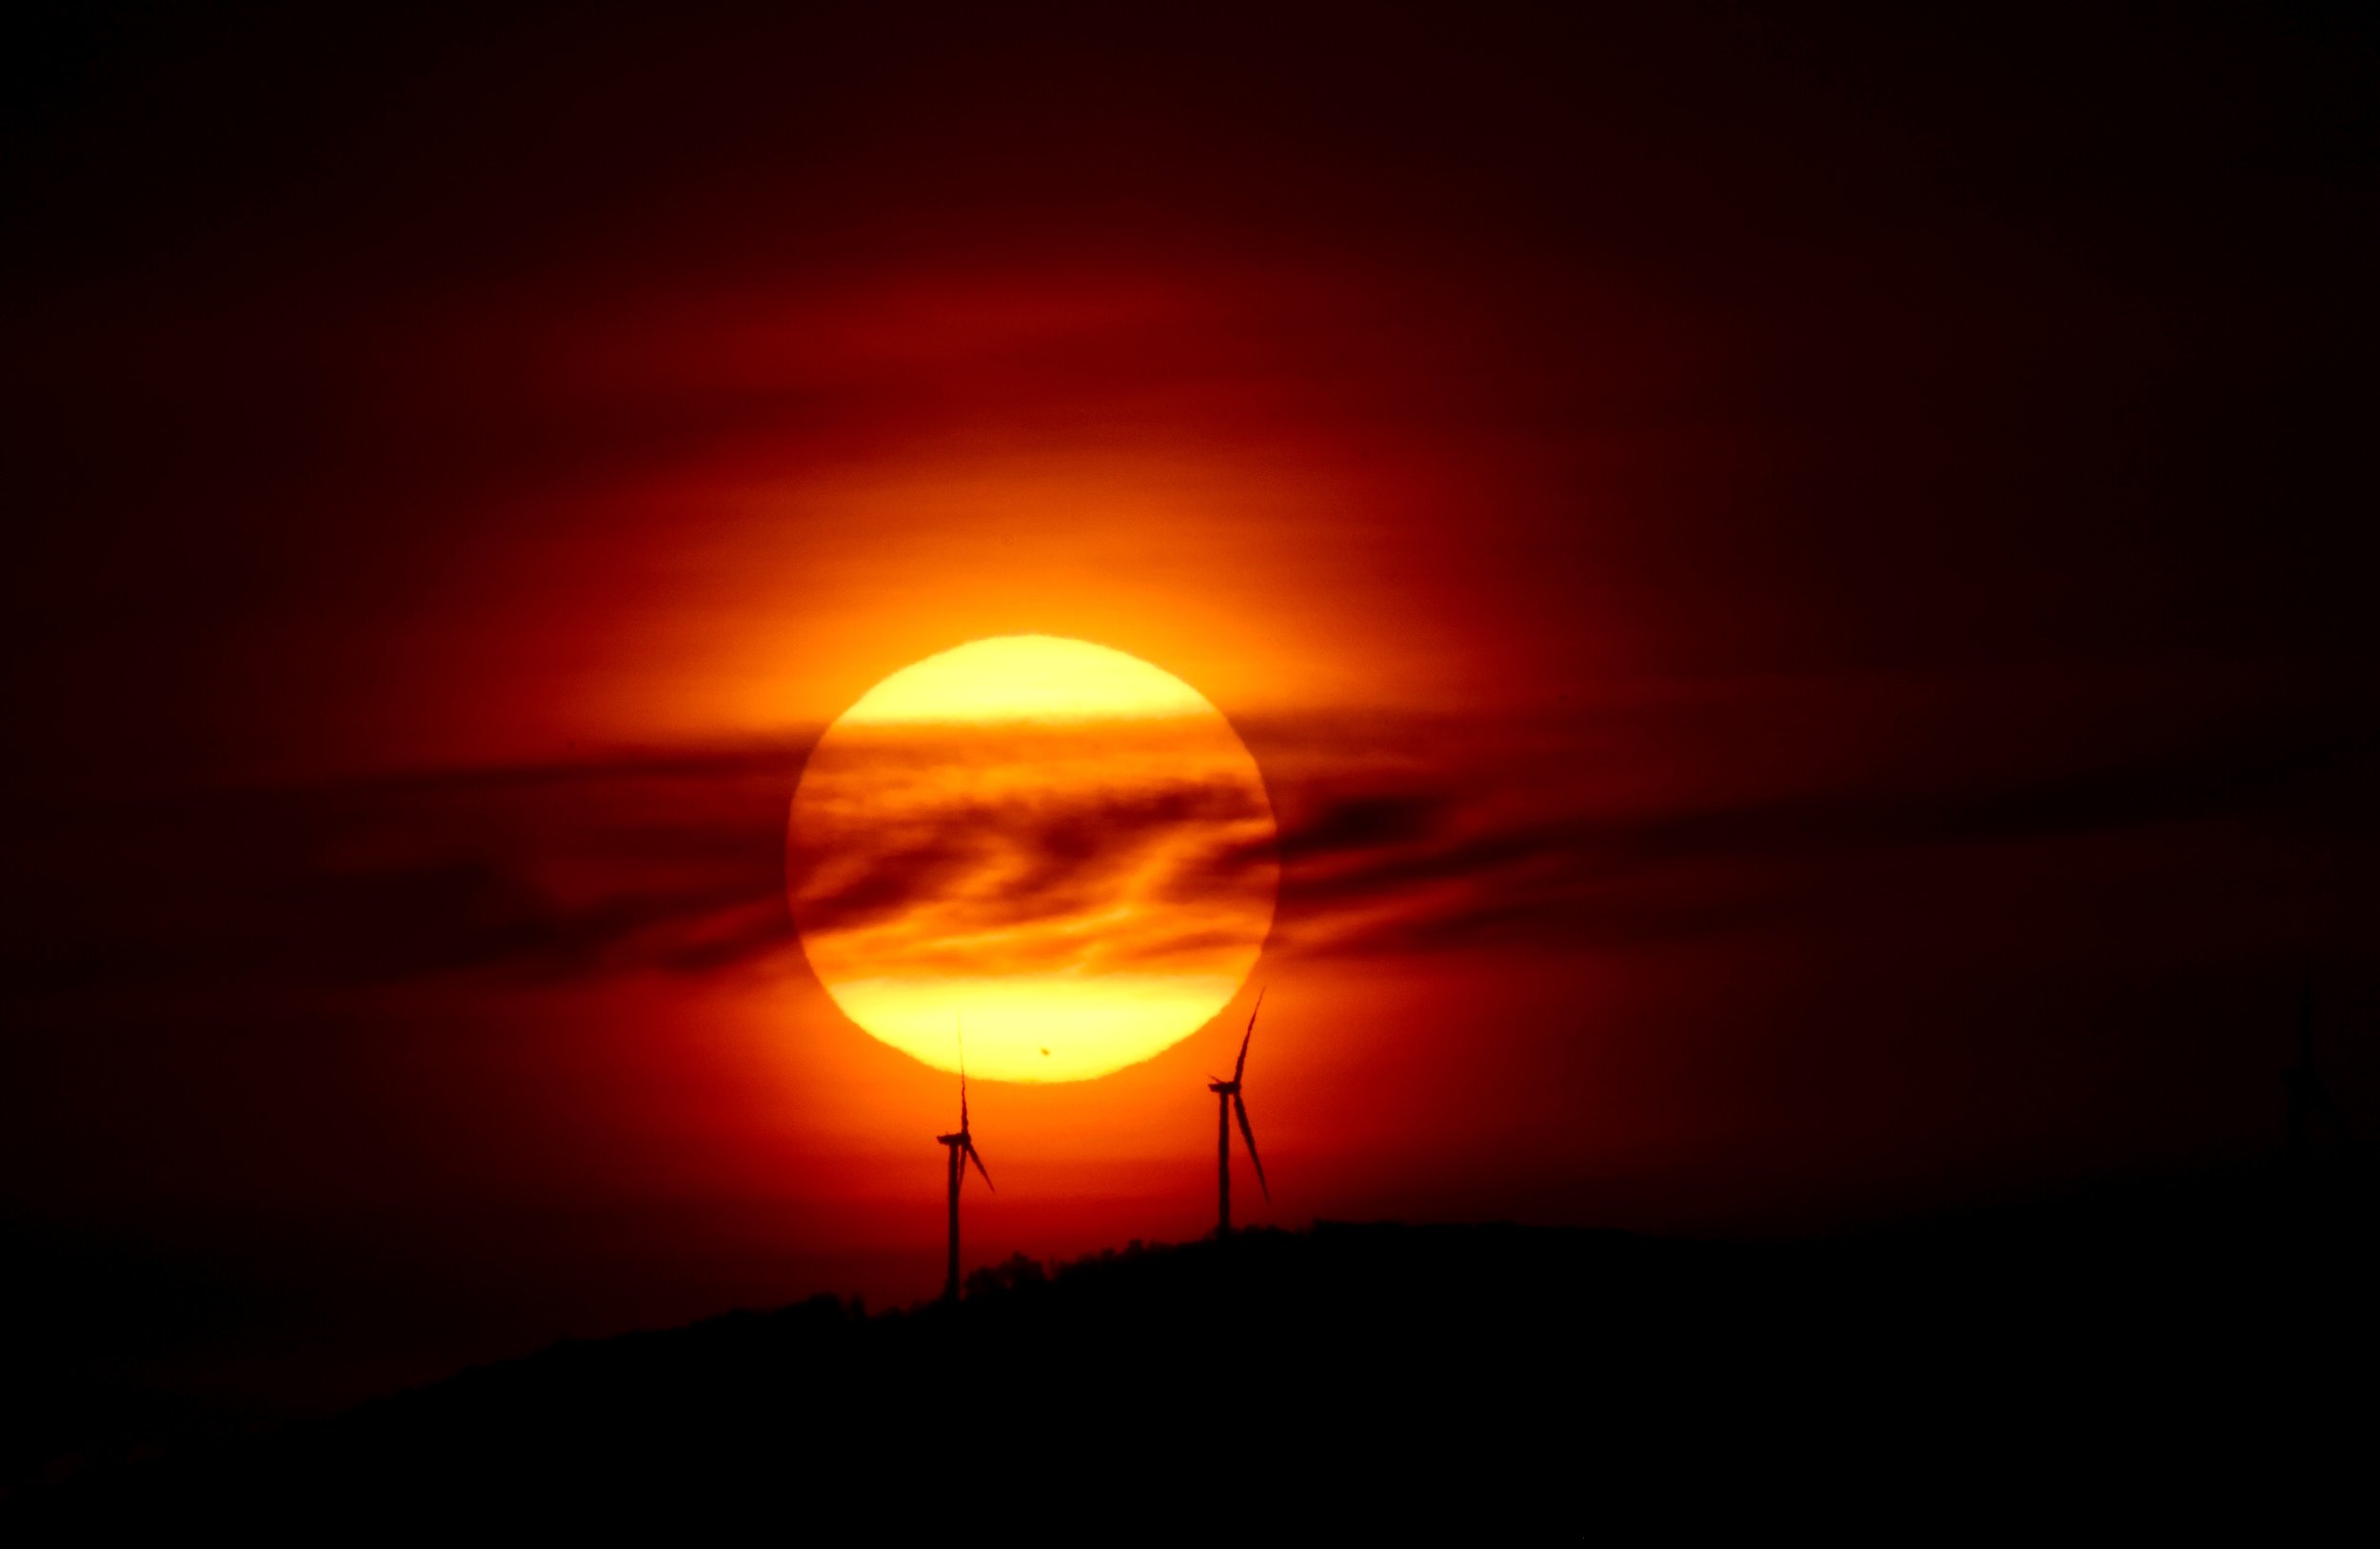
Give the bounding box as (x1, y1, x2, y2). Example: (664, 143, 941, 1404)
(787, 636, 1279, 1082)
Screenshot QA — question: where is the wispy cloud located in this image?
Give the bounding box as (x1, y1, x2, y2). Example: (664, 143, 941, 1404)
(6, 679, 2359, 1005)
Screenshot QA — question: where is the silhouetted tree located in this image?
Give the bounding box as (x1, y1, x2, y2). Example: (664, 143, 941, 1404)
(963, 1252, 1048, 1301)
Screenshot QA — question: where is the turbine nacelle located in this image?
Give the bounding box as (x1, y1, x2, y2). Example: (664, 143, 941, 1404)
(940, 1123, 994, 1190)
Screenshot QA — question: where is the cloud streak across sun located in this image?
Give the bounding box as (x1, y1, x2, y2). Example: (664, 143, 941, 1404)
(10, 665, 2351, 1010)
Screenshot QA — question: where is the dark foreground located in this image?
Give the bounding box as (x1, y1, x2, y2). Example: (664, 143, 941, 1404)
(11, 1165, 2372, 1530)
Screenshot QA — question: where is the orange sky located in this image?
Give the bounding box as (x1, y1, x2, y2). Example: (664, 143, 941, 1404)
(3, 5, 2372, 1426)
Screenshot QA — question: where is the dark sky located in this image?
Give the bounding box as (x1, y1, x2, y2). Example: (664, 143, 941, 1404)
(4, 0, 2375, 1459)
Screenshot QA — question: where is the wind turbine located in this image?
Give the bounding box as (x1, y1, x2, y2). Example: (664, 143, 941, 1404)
(936, 1026, 994, 1301)
(1208, 989, 1270, 1236)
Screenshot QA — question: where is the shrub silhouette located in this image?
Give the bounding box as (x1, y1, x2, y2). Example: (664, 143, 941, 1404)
(963, 1251, 1048, 1301)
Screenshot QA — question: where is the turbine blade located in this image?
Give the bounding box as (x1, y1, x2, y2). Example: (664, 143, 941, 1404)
(1233, 1093, 1269, 1202)
(1234, 987, 1264, 1084)
(958, 1016, 970, 1131)
(965, 1142, 996, 1192)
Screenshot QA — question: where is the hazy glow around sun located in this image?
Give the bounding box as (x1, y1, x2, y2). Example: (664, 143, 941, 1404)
(788, 636, 1279, 1082)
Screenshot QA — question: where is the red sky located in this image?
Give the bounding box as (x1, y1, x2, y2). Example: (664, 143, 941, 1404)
(4, 4, 2375, 1423)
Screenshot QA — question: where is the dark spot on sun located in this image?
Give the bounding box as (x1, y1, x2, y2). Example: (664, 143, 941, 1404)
(1041, 1047, 1050, 1056)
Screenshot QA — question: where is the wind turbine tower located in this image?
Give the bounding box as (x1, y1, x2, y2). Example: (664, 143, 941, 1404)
(1208, 990, 1271, 1236)
(936, 1035, 994, 1301)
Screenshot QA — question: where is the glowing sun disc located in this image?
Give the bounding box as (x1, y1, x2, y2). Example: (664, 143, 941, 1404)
(787, 636, 1279, 1082)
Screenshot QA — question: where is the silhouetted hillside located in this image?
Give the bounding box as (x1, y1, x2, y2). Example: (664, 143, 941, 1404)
(13, 1163, 2372, 1530)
